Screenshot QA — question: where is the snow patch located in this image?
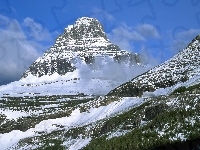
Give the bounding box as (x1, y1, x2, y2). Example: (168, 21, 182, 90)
(68, 138, 91, 150)
(0, 97, 144, 149)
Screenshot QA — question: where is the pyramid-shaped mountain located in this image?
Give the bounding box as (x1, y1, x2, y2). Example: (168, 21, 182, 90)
(108, 35, 200, 97)
(21, 17, 142, 79)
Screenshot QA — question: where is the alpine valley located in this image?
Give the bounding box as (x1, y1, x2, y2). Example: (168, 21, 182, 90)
(0, 17, 200, 150)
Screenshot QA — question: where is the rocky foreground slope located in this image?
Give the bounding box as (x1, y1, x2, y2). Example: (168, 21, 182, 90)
(108, 35, 200, 97)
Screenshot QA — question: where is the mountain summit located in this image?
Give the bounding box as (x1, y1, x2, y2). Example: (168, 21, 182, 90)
(21, 17, 143, 79)
(108, 35, 200, 97)
(64, 17, 107, 39)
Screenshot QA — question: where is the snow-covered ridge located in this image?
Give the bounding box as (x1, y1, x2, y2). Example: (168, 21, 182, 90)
(108, 35, 200, 97)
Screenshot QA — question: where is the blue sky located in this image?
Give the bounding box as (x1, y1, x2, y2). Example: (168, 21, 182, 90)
(0, 0, 200, 85)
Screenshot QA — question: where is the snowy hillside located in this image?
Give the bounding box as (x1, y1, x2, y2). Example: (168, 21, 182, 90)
(1, 82, 200, 149)
(0, 95, 144, 149)
(108, 35, 200, 97)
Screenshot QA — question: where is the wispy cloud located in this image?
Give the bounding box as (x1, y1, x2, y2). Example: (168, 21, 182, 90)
(92, 8, 115, 21)
(171, 28, 200, 54)
(107, 25, 142, 51)
(0, 15, 52, 85)
(107, 23, 160, 51)
(23, 17, 52, 41)
(11, 6, 17, 14)
(175, 29, 200, 40)
(136, 24, 160, 39)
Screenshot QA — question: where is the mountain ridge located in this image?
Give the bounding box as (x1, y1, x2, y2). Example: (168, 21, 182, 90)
(107, 34, 200, 97)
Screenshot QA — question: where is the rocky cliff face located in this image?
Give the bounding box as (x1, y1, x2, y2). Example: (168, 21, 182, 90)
(107, 35, 200, 97)
(21, 17, 142, 79)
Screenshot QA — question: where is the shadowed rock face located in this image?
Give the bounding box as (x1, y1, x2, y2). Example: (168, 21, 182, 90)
(22, 59, 76, 78)
(154, 137, 200, 150)
(107, 35, 200, 97)
(21, 17, 142, 79)
(144, 103, 169, 121)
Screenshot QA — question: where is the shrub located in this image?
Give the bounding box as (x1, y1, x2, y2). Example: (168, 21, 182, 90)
(173, 86, 186, 94)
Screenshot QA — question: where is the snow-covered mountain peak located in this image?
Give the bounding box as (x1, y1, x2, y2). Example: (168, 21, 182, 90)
(63, 17, 107, 40)
(21, 17, 147, 79)
(74, 17, 100, 27)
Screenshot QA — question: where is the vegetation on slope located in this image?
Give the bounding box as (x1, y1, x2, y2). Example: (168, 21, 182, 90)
(2, 83, 200, 149)
(83, 95, 200, 150)
(0, 95, 93, 133)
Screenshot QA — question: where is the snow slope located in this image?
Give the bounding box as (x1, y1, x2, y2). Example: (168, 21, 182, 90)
(0, 60, 149, 97)
(0, 97, 144, 150)
(0, 72, 121, 97)
(108, 35, 200, 97)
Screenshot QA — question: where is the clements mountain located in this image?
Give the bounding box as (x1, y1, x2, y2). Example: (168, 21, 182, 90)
(21, 17, 144, 79)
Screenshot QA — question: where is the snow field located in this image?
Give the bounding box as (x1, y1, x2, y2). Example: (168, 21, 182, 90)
(0, 97, 144, 150)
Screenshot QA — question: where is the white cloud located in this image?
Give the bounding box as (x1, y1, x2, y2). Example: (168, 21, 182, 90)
(107, 23, 160, 51)
(0, 15, 51, 85)
(139, 45, 159, 66)
(107, 24, 144, 51)
(113, 24, 145, 41)
(107, 22, 160, 66)
(92, 8, 115, 21)
(136, 24, 160, 39)
(175, 29, 200, 40)
(171, 28, 200, 54)
(91, 10, 160, 51)
(23, 17, 52, 41)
